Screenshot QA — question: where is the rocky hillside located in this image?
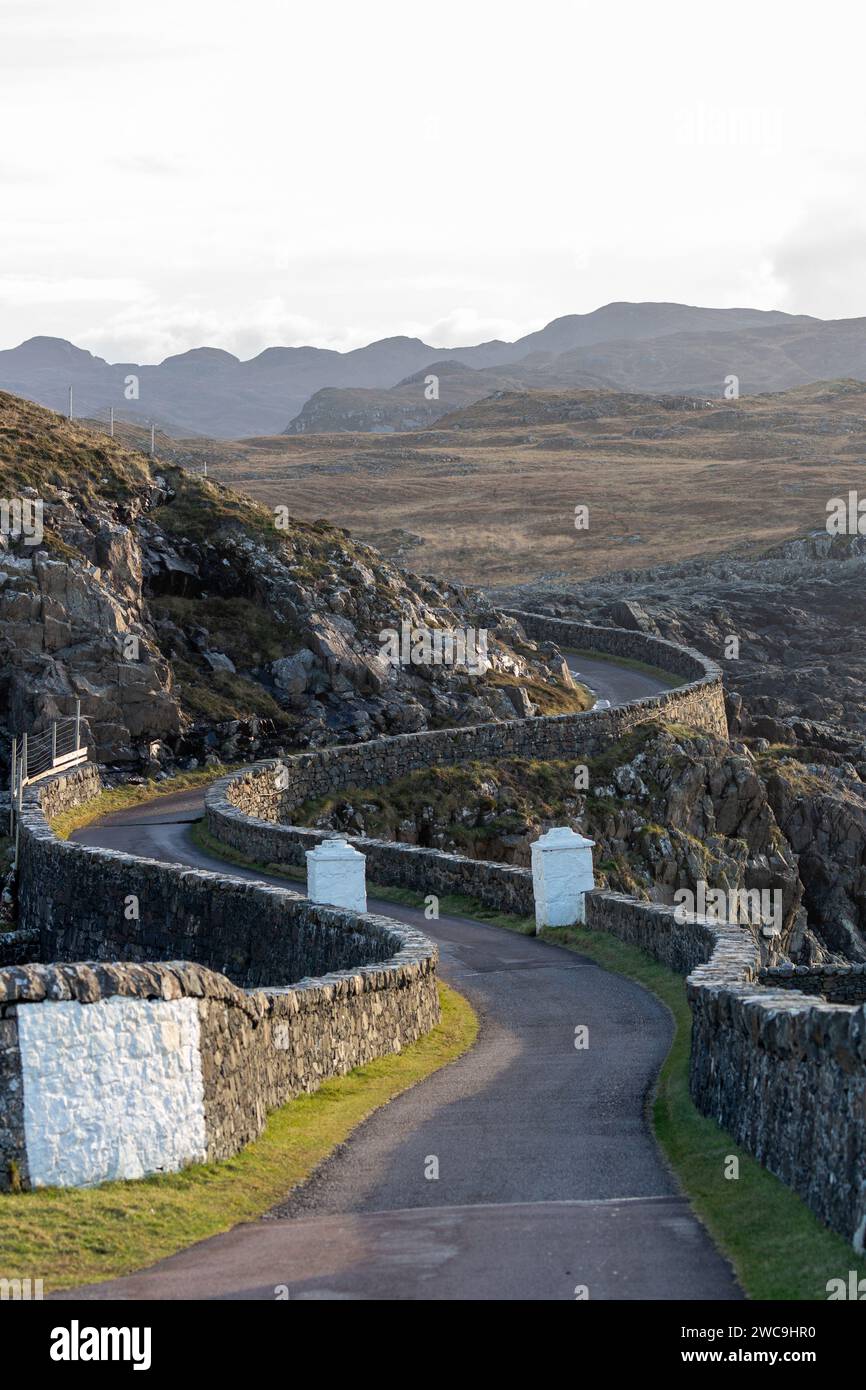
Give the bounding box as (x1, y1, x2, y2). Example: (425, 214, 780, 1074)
(0, 393, 586, 775)
(492, 530, 866, 738)
(284, 362, 540, 435)
(490, 533, 866, 962)
(295, 719, 811, 953)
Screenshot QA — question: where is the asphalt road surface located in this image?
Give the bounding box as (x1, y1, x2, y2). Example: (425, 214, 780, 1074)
(63, 654, 741, 1301)
(564, 650, 673, 707)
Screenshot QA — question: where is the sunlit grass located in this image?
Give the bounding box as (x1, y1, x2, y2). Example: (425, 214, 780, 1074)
(542, 925, 866, 1302)
(0, 983, 477, 1292)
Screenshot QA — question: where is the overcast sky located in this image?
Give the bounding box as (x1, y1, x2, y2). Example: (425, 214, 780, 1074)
(3, 0, 866, 362)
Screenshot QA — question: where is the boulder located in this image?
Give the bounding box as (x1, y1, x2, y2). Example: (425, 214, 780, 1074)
(606, 599, 661, 635)
(306, 614, 388, 695)
(271, 648, 317, 696)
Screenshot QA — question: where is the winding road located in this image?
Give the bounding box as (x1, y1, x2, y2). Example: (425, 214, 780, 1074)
(565, 651, 674, 708)
(62, 653, 742, 1301)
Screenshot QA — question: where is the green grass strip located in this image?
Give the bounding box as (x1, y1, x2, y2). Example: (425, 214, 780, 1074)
(0, 982, 477, 1293)
(189, 819, 539, 933)
(541, 925, 866, 1301)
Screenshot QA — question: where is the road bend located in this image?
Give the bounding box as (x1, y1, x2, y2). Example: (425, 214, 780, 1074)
(61, 655, 741, 1300)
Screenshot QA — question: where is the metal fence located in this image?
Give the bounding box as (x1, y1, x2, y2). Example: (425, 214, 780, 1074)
(8, 701, 88, 862)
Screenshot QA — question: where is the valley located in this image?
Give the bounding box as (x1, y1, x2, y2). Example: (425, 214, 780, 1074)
(185, 381, 866, 585)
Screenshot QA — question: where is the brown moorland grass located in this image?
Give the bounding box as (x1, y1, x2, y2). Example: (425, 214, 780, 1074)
(182, 382, 866, 585)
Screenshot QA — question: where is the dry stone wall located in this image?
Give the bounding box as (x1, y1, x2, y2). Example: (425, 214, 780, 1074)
(0, 958, 440, 1189)
(17, 783, 430, 990)
(206, 617, 726, 900)
(509, 610, 729, 706)
(759, 964, 866, 1005)
(8, 618, 865, 1242)
(585, 891, 866, 1250)
(206, 791, 536, 917)
(2, 769, 439, 1190)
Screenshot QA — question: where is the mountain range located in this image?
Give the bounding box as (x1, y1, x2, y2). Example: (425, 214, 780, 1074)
(4, 300, 864, 439)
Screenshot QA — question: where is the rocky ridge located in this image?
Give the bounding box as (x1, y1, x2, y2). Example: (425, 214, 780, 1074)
(487, 532, 866, 961)
(0, 393, 584, 777)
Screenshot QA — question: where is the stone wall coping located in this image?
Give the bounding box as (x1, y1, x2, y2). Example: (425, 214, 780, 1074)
(503, 611, 724, 685)
(16, 788, 439, 1003)
(761, 963, 866, 976)
(0, 959, 260, 1013)
(586, 890, 866, 1055)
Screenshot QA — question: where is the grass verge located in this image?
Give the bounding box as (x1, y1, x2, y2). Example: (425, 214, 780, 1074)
(0, 982, 477, 1292)
(49, 767, 237, 840)
(190, 819, 538, 934)
(563, 647, 685, 689)
(540, 924, 866, 1301)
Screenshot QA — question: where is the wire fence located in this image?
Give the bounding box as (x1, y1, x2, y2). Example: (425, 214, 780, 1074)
(7, 702, 89, 857)
(64, 400, 209, 477)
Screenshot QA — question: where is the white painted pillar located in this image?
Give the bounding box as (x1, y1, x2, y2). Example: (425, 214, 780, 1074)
(531, 826, 596, 933)
(306, 837, 367, 913)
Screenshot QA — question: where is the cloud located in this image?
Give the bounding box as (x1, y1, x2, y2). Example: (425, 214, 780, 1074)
(111, 155, 186, 177)
(411, 308, 526, 348)
(0, 275, 145, 307)
(78, 300, 338, 364)
(0, 161, 42, 185)
(72, 298, 534, 363)
(770, 208, 866, 319)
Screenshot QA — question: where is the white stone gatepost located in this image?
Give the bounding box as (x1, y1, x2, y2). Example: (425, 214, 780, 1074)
(305, 837, 367, 912)
(531, 826, 596, 933)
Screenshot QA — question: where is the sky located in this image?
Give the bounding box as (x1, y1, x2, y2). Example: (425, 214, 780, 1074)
(3, 0, 866, 363)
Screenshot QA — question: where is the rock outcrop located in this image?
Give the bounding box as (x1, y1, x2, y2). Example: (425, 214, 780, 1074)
(0, 393, 585, 773)
(297, 720, 807, 952)
(490, 530, 866, 962)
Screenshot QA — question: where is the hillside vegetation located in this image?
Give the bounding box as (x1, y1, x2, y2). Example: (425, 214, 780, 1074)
(191, 380, 866, 584)
(0, 392, 586, 775)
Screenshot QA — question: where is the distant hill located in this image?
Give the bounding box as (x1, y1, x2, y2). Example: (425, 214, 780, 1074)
(491, 301, 815, 358)
(0, 302, 825, 439)
(198, 376, 866, 588)
(283, 312, 866, 434)
(283, 360, 610, 434)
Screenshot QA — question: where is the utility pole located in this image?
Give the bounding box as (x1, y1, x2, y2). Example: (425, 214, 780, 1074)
(110, 406, 115, 437)
(68, 386, 73, 419)
(150, 422, 155, 457)
(203, 460, 208, 479)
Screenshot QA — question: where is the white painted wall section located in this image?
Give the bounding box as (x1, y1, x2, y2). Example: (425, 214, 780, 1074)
(17, 996, 207, 1188)
(306, 837, 367, 912)
(531, 826, 596, 932)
